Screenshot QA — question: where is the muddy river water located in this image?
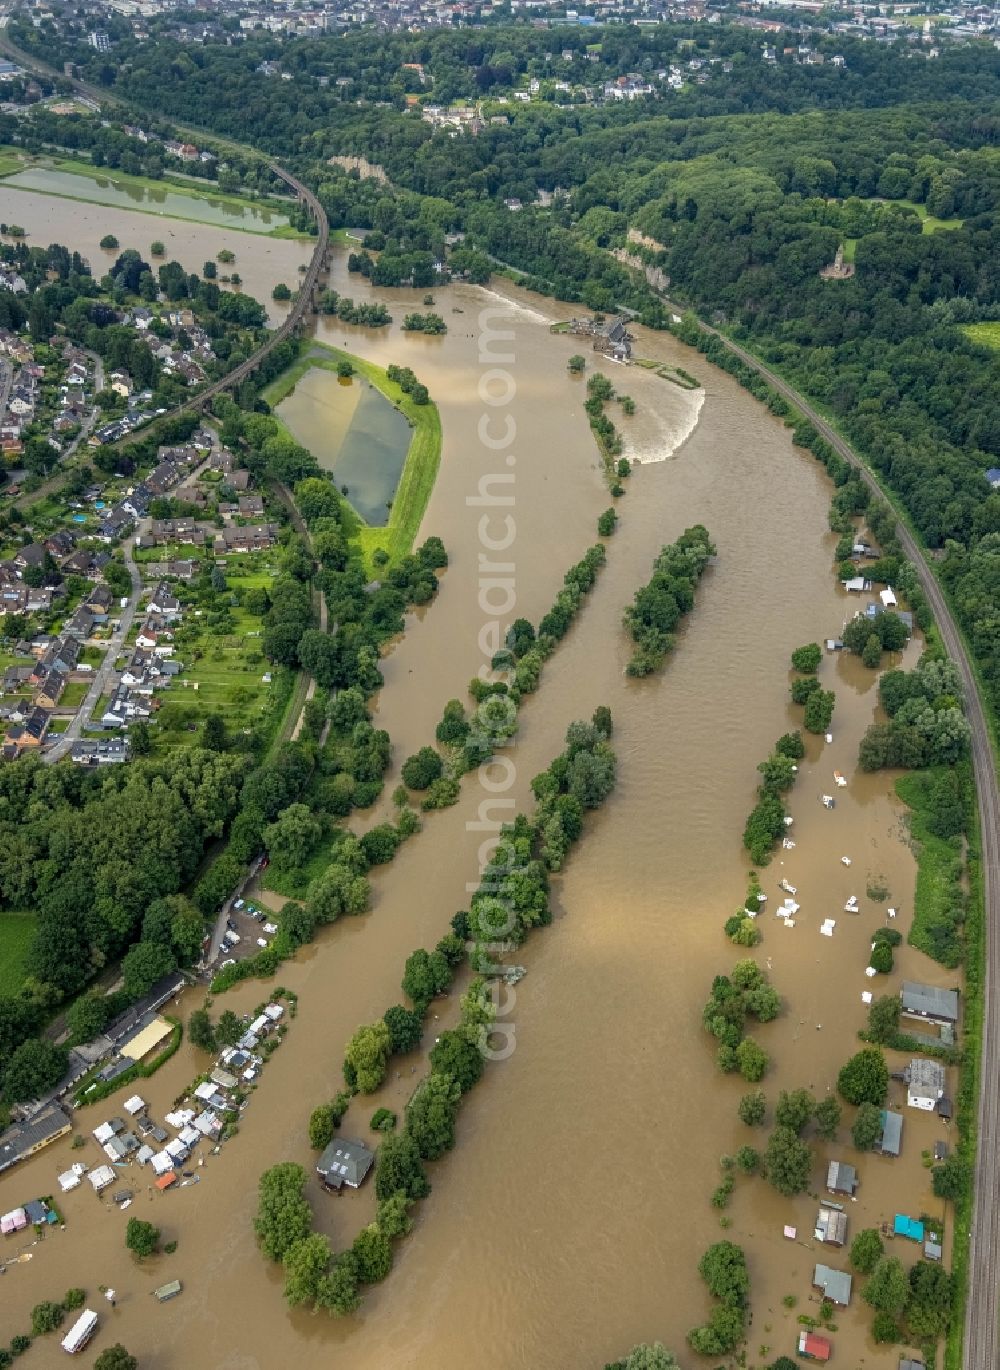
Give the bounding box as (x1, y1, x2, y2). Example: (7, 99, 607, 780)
(0, 240, 959, 1370)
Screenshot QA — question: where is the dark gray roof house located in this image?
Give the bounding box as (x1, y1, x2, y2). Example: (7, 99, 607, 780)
(316, 1138, 375, 1192)
(0, 1105, 72, 1174)
(813, 1263, 852, 1307)
(899, 1360, 925, 1370)
(901, 981, 959, 1025)
(876, 1109, 903, 1157)
(826, 1160, 858, 1195)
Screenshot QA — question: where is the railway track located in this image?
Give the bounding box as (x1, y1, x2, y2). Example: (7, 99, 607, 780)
(696, 325, 999, 1368)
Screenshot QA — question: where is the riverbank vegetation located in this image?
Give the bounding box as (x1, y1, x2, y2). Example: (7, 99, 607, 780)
(702, 959, 781, 1082)
(687, 1241, 750, 1357)
(317, 289, 391, 327)
(859, 655, 971, 774)
(623, 524, 714, 676)
(254, 716, 617, 1314)
(742, 729, 805, 867)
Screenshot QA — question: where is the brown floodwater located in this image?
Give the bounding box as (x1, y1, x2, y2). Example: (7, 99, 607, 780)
(0, 251, 958, 1370)
(0, 189, 313, 325)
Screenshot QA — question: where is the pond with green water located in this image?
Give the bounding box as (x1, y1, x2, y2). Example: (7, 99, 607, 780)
(276, 367, 412, 527)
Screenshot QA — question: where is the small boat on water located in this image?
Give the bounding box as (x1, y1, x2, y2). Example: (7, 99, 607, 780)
(841, 856, 852, 866)
(821, 795, 835, 809)
(779, 879, 797, 896)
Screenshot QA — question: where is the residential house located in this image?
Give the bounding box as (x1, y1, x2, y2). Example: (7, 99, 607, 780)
(813, 1263, 852, 1306)
(13, 543, 47, 576)
(149, 519, 213, 547)
(815, 1206, 848, 1247)
(99, 508, 135, 543)
(216, 524, 278, 553)
(900, 981, 959, 1027)
(0, 1106, 72, 1175)
(44, 530, 76, 560)
(905, 1058, 946, 1111)
(5, 706, 50, 748)
(826, 1160, 857, 1196)
(123, 487, 152, 520)
(34, 670, 65, 709)
(147, 583, 181, 619)
(876, 1109, 903, 1157)
(316, 1138, 375, 1192)
(238, 495, 265, 519)
(70, 738, 128, 764)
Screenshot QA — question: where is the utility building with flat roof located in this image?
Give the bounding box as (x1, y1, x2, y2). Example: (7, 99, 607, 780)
(900, 981, 959, 1025)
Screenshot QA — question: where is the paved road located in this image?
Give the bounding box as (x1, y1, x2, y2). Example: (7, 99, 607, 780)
(61, 351, 104, 462)
(678, 317, 999, 1366)
(44, 525, 144, 762)
(0, 356, 12, 416)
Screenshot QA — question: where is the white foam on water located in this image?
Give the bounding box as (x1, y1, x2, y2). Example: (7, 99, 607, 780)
(474, 285, 555, 327)
(626, 385, 706, 466)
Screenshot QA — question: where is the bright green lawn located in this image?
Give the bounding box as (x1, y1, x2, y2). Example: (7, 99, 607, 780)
(59, 680, 90, 710)
(889, 198, 964, 233)
(842, 238, 858, 264)
(0, 913, 34, 995)
(961, 322, 1000, 351)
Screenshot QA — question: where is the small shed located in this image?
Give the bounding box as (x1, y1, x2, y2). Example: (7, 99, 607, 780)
(894, 1213, 925, 1242)
(924, 1238, 943, 1262)
(123, 1094, 146, 1116)
(899, 1360, 925, 1370)
(798, 1331, 832, 1361)
(88, 1165, 116, 1193)
(155, 1171, 177, 1191)
(58, 1168, 83, 1192)
(154, 1279, 182, 1302)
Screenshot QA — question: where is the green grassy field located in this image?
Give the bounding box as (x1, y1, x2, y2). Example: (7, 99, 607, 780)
(842, 237, 858, 263)
(59, 679, 90, 710)
(0, 912, 34, 995)
(0, 146, 22, 177)
(961, 322, 1000, 351)
(152, 570, 292, 747)
(889, 198, 964, 233)
(265, 343, 442, 570)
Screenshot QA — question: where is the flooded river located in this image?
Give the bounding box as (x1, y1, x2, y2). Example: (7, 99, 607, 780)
(0, 248, 955, 1369)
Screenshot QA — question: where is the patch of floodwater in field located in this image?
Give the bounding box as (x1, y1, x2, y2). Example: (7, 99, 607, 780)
(3, 168, 290, 233)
